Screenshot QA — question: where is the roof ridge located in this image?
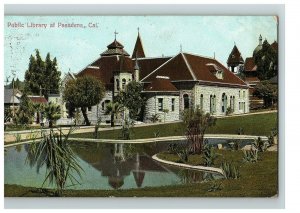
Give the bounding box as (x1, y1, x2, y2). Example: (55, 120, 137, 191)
(140, 56, 175, 81)
(183, 52, 215, 60)
(181, 53, 197, 80)
(135, 56, 173, 60)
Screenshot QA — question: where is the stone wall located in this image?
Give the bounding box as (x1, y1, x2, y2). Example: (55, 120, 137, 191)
(193, 84, 249, 116)
(144, 93, 180, 123)
(85, 91, 113, 124)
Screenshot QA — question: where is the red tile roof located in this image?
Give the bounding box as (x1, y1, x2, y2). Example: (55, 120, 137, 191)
(28, 96, 47, 103)
(132, 33, 146, 58)
(227, 45, 244, 65)
(144, 77, 179, 92)
(245, 76, 260, 83)
(136, 57, 171, 80)
(143, 53, 248, 88)
(244, 57, 257, 72)
(77, 55, 133, 90)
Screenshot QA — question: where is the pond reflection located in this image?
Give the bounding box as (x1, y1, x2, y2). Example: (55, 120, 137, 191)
(5, 141, 224, 190)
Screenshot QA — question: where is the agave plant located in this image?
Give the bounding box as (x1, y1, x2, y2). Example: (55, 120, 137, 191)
(26, 126, 83, 196)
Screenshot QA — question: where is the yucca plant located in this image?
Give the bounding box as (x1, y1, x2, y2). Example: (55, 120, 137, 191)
(243, 149, 259, 163)
(221, 161, 240, 179)
(252, 137, 269, 152)
(202, 144, 220, 166)
(26, 126, 83, 196)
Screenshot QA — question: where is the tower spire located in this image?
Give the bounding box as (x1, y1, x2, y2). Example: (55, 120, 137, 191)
(114, 30, 118, 40)
(259, 34, 262, 45)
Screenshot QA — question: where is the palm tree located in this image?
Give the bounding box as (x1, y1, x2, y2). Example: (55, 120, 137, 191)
(44, 102, 61, 128)
(105, 102, 123, 127)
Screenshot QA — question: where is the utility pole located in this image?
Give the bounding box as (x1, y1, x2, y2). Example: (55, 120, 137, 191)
(11, 70, 16, 117)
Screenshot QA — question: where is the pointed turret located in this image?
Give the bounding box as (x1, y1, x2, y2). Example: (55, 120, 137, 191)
(101, 31, 130, 56)
(132, 28, 146, 58)
(227, 44, 244, 74)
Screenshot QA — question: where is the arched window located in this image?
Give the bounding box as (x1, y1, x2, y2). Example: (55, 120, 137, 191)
(210, 95, 215, 114)
(122, 79, 126, 89)
(213, 95, 216, 113)
(222, 93, 227, 113)
(116, 79, 120, 91)
(200, 94, 203, 110)
(230, 96, 235, 112)
(183, 94, 189, 109)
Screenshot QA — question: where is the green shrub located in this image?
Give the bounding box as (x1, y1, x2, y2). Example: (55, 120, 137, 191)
(221, 161, 240, 179)
(252, 137, 269, 152)
(168, 143, 189, 163)
(208, 182, 222, 192)
(243, 149, 259, 163)
(202, 144, 220, 166)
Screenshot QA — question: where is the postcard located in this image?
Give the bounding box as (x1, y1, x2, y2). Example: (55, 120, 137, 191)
(4, 15, 278, 198)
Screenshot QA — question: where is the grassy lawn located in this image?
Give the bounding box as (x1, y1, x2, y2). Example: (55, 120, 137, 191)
(156, 149, 278, 197)
(71, 112, 277, 140)
(4, 149, 278, 197)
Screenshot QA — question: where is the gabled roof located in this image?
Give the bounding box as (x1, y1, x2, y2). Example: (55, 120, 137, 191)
(227, 45, 244, 65)
(28, 96, 48, 103)
(142, 53, 248, 88)
(141, 53, 195, 82)
(132, 32, 146, 58)
(135, 57, 172, 80)
(144, 76, 179, 92)
(244, 57, 257, 72)
(100, 39, 130, 56)
(4, 88, 22, 104)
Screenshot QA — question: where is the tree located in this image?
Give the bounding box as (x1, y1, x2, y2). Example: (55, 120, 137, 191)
(183, 108, 217, 154)
(44, 102, 61, 128)
(253, 80, 278, 108)
(63, 76, 105, 126)
(105, 101, 124, 127)
(254, 40, 278, 80)
(116, 81, 145, 120)
(24, 50, 61, 99)
(13, 93, 35, 125)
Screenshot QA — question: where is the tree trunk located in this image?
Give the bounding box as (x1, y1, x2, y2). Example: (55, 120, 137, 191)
(110, 112, 115, 127)
(49, 120, 53, 128)
(81, 107, 90, 126)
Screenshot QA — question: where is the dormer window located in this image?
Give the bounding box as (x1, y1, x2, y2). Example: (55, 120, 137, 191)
(206, 63, 224, 80)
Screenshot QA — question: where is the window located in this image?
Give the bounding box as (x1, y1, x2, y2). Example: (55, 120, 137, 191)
(210, 95, 216, 114)
(88, 106, 92, 111)
(239, 90, 241, 98)
(158, 98, 163, 111)
(243, 91, 246, 98)
(122, 79, 126, 89)
(171, 98, 175, 111)
(221, 93, 227, 113)
(200, 94, 203, 110)
(230, 96, 235, 112)
(183, 94, 189, 109)
(116, 79, 120, 91)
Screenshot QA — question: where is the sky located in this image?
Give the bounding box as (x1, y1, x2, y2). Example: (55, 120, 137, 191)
(4, 16, 278, 82)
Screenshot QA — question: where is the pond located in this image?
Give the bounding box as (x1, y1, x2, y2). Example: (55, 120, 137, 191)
(4, 139, 251, 191)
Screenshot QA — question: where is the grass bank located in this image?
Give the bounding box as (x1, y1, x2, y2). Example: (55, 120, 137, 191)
(156, 149, 278, 197)
(71, 112, 277, 140)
